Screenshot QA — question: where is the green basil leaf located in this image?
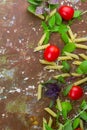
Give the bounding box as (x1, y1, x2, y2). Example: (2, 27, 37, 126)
(80, 100, 87, 110)
(61, 102, 72, 119)
(63, 84, 72, 96)
(55, 13, 62, 25)
(61, 33, 69, 44)
(62, 61, 70, 72)
(76, 60, 87, 74)
(50, 26, 59, 32)
(27, 5, 36, 14)
(43, 31, 50, 44)
(73, 118, 80, 129)
(58, 76, 65, 83)
(73, 10, 82, 18)
(58, 24, 68, 34)
(45, 123, 53, 130)
(48, 15, 55, 28)
(42, 21, 49, 32)
(80, 111, 87, 121)
(62, 42, 76, 53)
(63, 120, 73, 130)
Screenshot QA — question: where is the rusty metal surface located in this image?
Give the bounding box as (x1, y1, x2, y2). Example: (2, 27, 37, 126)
(0, 0, 87, 130)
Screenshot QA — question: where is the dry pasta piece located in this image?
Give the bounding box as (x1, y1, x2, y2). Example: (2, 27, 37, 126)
(73, 61, 82, 65)
(58, 56, 72, 61)
(48, 117, 53, 127)
(35, 14, 44, 20)
(43, 118, 47, 130)
(73, 77, 87, 86)
(67, 26, 75, 41)
(37, 84, 42, 100)
(76, 44, 87, 49)
(53, 73, 70, 79)
(39, 59, 56, 66)
(38, 33, 47, 46)
(44, 108, 57, 117)
(46, 8, 56, 21)
(56, 98, 62, 111)
(80, 119, 84, 130)
(45, 65, 63, 70)
(71, 73, 82, 77)
(75, 37, 87, 42)
(34, 44, 50, 52)
(79, 53, 87, 60)
(64, 52, 79, 60)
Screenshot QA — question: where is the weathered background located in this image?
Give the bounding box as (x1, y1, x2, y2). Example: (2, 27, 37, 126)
(0, 0, 87, 130)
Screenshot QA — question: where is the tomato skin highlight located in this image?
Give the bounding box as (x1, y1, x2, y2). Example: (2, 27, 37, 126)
(58, 5, 74, 20)
(68, 86, 83, 100)
(44, 45, 60, 62)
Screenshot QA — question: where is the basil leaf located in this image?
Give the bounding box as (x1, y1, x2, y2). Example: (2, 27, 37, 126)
(61, 102, 72, 119)
(61, 33, 69, 44)
(80, 111, 87, 121)
(58, 76, 65, 83)
(55, 13, 62, 25)
(42, 21, 49, 32)
(27, 5, 36, 14)
(62, 61, 70, 72)
(73, 10, 82, 18)
(43, 31, 50, 44)
(62, 42, 76, 53)
(76, 60, 87, 74)
(63, 84, 72, 96)
(58, 24, 68, 34)
(50, 26, 59, 32)
(73, 118, 80, 129)
(63, 120, 73, 130)
(48, 15, 55, 28)
(80, 100, 87, 110)
(28, 0, 39, 5)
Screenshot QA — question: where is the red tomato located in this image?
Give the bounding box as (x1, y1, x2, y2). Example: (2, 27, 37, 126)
(75, 128, 82, 130)
(58, 5, 74, 20)
(68, 86, 83, 100)
(44, 45, 60, 62)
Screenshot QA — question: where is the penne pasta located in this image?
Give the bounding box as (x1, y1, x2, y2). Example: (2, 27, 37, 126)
(39, 59, 56, 66)
(71, 73, 82, 77)
(38, 33, 47, 46)
(46, 8, 56, 21)
(73, 77, 87, 86)
(43, 118, 47, 130)
(45, 65, 63, 70)
(58, 56, 72, 61)
(44, 108, 57, 117)
(79, 53, 87, 60)
(76, 44, 87, 49)
(64, 52, 79, 60)
(75, 37, 87, 43)
(48, 117, 53, 127)
(37, 84, 43, 100)
(53, 73, 70, 79)
(34, 44, 50, 52)
(73, 61, 82, 65)
(67, 26, 75, 41)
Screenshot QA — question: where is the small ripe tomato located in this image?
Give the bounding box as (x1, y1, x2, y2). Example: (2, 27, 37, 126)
(58, 5, 74, 20)
(75, 128, 82, 130)
(68, 86, 83, 100)
(44, 45, 60, 62)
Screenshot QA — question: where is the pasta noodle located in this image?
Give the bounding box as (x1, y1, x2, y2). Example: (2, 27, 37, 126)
(34, 44, 50, 52)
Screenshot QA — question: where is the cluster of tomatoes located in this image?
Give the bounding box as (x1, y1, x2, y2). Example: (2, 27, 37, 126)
(43, 5, 84, 100)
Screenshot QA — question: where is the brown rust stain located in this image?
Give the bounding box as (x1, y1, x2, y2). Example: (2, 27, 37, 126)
(0, 0, 87, 130)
